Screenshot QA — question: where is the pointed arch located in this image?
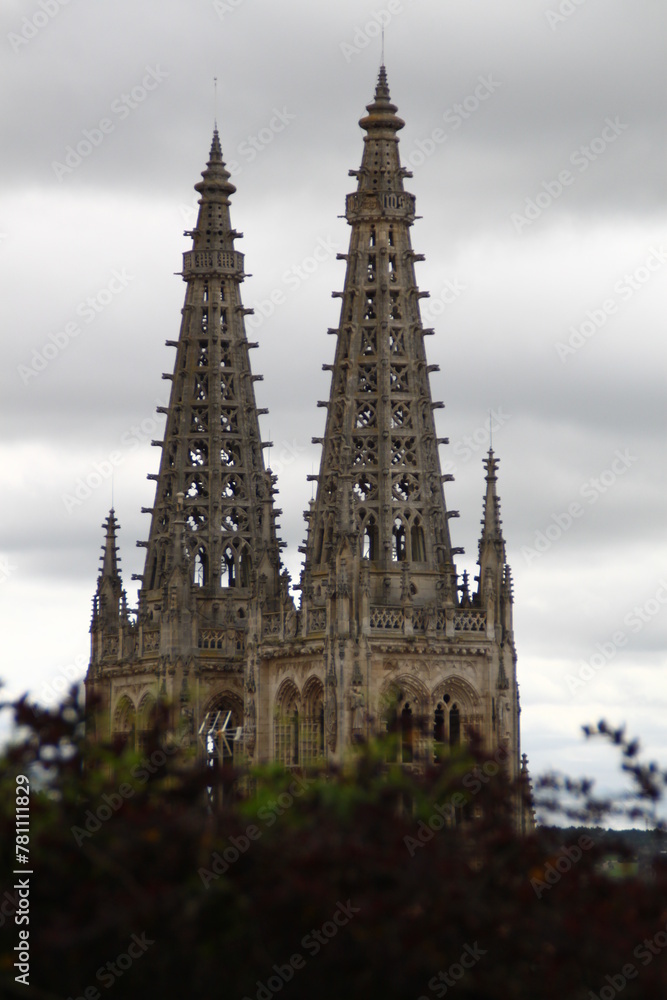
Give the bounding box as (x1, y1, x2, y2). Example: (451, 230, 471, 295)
(112, 695, 136, 750)
(302, 676, 325, 763)
(392, 516, 407, 562)
(431, 676, 480, 757)
(274, 679, 301, 766)
(137, 693, 157, 750)
(380, 675, 429, 763)
(193, 546, 208, 587)
(203, 690, 244, 766)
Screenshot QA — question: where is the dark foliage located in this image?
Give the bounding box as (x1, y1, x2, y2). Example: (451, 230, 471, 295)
(1, 692, 667, 1000)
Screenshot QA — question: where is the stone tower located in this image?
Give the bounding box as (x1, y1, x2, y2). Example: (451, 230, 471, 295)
(85, 69, 525, 805)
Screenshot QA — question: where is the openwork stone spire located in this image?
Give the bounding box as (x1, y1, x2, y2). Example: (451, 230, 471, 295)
(139, 129, 283, 603)
(302, 66, 459, 606)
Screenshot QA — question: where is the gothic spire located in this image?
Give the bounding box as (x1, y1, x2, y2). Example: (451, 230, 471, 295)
(138, 128, 283, 605)
(479, 449, 505, 555)
(99, 508, 121, 582)
(301, 67, 459, 607)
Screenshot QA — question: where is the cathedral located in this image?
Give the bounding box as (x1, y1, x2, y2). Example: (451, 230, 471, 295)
(85, 67, 527, 808)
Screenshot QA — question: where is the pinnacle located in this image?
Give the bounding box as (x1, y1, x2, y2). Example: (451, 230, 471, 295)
(100, 508, 121, 581)
(359, 63, 405, 134)
(194, 127, 236, 204)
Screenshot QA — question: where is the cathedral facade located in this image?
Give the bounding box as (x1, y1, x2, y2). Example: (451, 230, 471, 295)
(85, 69, 527, 806)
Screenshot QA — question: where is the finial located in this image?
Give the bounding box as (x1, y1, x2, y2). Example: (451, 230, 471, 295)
(488, 409, 493, 450)
(213, 75, 218, 130)
(381, 26, 385, 65)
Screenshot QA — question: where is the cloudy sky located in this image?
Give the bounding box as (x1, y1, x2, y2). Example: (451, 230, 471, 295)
(1, 0, 665, 810)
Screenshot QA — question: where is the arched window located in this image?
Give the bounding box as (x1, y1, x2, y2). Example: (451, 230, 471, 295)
(274, 683, 300, 766)
(221, 545, 236, 588)
(392, 517, 406, 562)
(302, 679, 325, 764)
(361, 516, 378, 561)
(112, 697, 136, 750)
(194, 547, 207, 587)
(433, 703, 445, 762)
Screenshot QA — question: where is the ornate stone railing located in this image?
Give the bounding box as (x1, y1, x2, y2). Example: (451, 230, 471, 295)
(454, 610, 486, 632)
(198, 628, 245, 653)
(370, 606, 404, 630)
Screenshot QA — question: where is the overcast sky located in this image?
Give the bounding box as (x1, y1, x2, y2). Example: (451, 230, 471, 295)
(1, 0, 665, 812)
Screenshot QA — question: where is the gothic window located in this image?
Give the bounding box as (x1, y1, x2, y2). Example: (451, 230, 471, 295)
(193, 374, 208, 401)
(274, 683, 300, 766)
(221, 545, 236, 588)
(364, 293, 376, 320)
(220, 409, 238, 432)
(355, 402, 376, 428)
(113, 697, 136, 750)
(358, 365, 377, 394)
(186, 507, 206, 533)
(354, 474, 376, 503)
(302, 679, 325, 764)
(193, 547, 207, 587)
(391, 403, 411, 429)
(389, 364, 408, 392)
(188, 442, 208, 467)
(388, 255, 397, 282)
(190, 408, 208, 434)
(221, 508, 241, 533)
(366, 255, 376, 283)
(390, 293, 402, 320)
(360, 327, 376, 356)
(369, 227, 376, 247)
(221, 474, 242, 499)
(220, 444, 237, 467)
(197, 341, 209, 367)
(392, 517, 406, 562)
(220, 372, 235, 398)
(389, 329, 405, 355)
(219, 284, 225, 302)
(220, 310, 227, 332)
(392, 473, 419, 501)
(361, 515, 378, 560)
(388, 228, 395, 247)
(411, 520, 426, 562)
(203, 284, 209, 303)
(201, 308, 208, 333)
(186, 474, 208, 499)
